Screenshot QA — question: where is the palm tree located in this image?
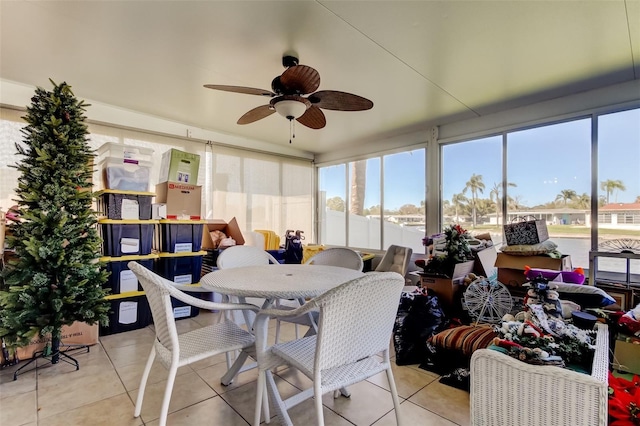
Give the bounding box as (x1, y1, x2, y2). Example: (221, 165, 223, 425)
(462, 174, 485, 227)
(600, 179, 626, 204)
(489, 181, 517, 224)
(451, 193, 468, 224)
(574, 193, 590, 209)
(350, 160, 367, 215)
(555, 189, 577, 206)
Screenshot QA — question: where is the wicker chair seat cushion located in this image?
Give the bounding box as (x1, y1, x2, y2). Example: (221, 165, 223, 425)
(155, 321, 255, 368)
(428, 325, 497, 357)
(270, 335, 387, 389)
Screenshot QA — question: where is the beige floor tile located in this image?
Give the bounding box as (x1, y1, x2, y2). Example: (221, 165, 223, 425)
(272, 397, 353, 426)
(0, 368, 36, 399)
(105, 341, 154, 368)
(187, 350, 234, 371)
(131, 371, 217, 423)
(37, 369, 126, 419)
(38, 393, 142, 426)
(99, 327, 155, 351)
(221, 373, 301, 423)
(146, 395, 250, 426)
(366, 362, 438, 398)
(195, 356, 259, 395)
(0, 389, 37, 426)
(373, 400, 458, 426)
(408, 380, 470, 426)
(321, 379, 399, 425)
(114, 359, 193, 391)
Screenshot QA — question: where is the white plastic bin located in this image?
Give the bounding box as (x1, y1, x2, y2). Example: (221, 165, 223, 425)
(100, 157, 152, 191)
(97, 143, 154, 164)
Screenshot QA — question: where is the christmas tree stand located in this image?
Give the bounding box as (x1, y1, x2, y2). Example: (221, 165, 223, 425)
(12, 340, 90, 381)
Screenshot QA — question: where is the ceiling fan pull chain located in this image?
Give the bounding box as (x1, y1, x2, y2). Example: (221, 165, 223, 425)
(289, 118, 295, 144)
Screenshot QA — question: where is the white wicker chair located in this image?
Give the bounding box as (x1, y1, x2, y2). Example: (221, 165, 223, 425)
(216, 244, 280, 269)
(253, 272, 405, 426)
(127, 262, 264, 426)
(274, 247, 364, 344)
(374, 245, 413, 277)
(470, 322, 609, 426)
(305, 247, 364, 271)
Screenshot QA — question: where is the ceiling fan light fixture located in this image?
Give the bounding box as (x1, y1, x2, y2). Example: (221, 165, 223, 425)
(274, 100, 307, 120)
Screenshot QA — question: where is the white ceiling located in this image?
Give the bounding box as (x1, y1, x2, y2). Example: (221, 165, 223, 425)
(1, 1, 639, 156)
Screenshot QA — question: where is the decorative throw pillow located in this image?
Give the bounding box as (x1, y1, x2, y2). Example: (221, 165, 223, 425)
(500, 240, 557, 256)
(427, 325, 497, 357)
(554, 283, 616, 308)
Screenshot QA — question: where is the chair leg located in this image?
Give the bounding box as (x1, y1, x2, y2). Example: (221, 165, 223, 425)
(314, 381, 325, 426)
(158, 364, 179, 426)
(265, 370, 293, 426)
(134, 348, 156, 417)
(275, 319, 281, 344)
(385, 367, 403, 426)
(254, 370, 272, 425)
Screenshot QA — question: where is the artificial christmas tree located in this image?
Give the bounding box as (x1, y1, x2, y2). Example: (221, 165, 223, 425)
(0, 80, 109, 376)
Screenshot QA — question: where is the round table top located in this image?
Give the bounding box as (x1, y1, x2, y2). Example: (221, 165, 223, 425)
(200, 264, 365, 299)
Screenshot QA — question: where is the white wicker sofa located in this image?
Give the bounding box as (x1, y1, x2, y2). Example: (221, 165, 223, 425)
(470, 322, 609, 426)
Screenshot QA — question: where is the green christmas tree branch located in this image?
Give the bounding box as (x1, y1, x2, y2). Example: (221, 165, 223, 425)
(0, 79, 110, 348)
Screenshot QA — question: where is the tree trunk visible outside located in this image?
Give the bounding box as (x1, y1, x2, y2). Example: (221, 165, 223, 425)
(350, 161, 366, 215)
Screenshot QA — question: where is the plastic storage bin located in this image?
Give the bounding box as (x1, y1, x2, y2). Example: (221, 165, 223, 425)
(102, 254, 158, 294)
(100, 156, 152, 192)
(96, 190, 154, 220)
(155, 220, 205, 253)
(97, 142, 154, 164)
(100, 292, 152, 335)
(170, 289, 201, 320)
(156, 251, 206, 285)
(99, 219, 157, 256)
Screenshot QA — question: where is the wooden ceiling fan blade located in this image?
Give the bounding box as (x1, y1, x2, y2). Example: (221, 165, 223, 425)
(204, 84, 274, 97)
(237, 105, 275, 125)
(296, 106, 326, 129)
(308, 90, 373, 111)
(280, 65, 320, 94)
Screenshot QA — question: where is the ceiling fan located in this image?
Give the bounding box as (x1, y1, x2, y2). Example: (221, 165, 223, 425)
(204, 55, 373, 131)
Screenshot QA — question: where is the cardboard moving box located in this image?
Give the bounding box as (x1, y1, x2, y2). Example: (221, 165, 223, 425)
(0, 321, 99, 363)
(202, 218, 246, 250)
(155, 182, 202, 220)
(495, 252, 572, 286)
(158, 149, 200, 184)
(419, 260, 475, 313)
(613, 337, 640, 375)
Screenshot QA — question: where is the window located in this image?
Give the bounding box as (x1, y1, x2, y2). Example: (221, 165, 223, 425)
(596, 108, 640, 287)
(318, 164, 346, 246)
(317, 149, 426, 251)
(441, 136, 502, 237)
(506, 119, 591, 267)
(383, 149, 426, 252)
(348, 158, 381, 250)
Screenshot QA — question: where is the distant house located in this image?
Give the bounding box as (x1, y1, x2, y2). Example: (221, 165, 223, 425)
(598, 203, 640, 226)
(489, 208, 589, 226)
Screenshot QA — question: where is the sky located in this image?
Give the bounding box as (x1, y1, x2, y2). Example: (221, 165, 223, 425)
(320, 108, 640, 210)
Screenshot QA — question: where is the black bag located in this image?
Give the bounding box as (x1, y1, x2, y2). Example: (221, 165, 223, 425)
(393, 292, 447, 366)
(284, 230, 304, 264)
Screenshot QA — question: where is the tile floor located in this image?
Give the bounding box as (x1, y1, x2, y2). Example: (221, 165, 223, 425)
(0, 311, 470, 426)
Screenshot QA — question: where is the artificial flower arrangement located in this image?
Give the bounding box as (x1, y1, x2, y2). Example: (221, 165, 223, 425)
(416, 224, 475, 278)
(608, 372, 640, 426)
